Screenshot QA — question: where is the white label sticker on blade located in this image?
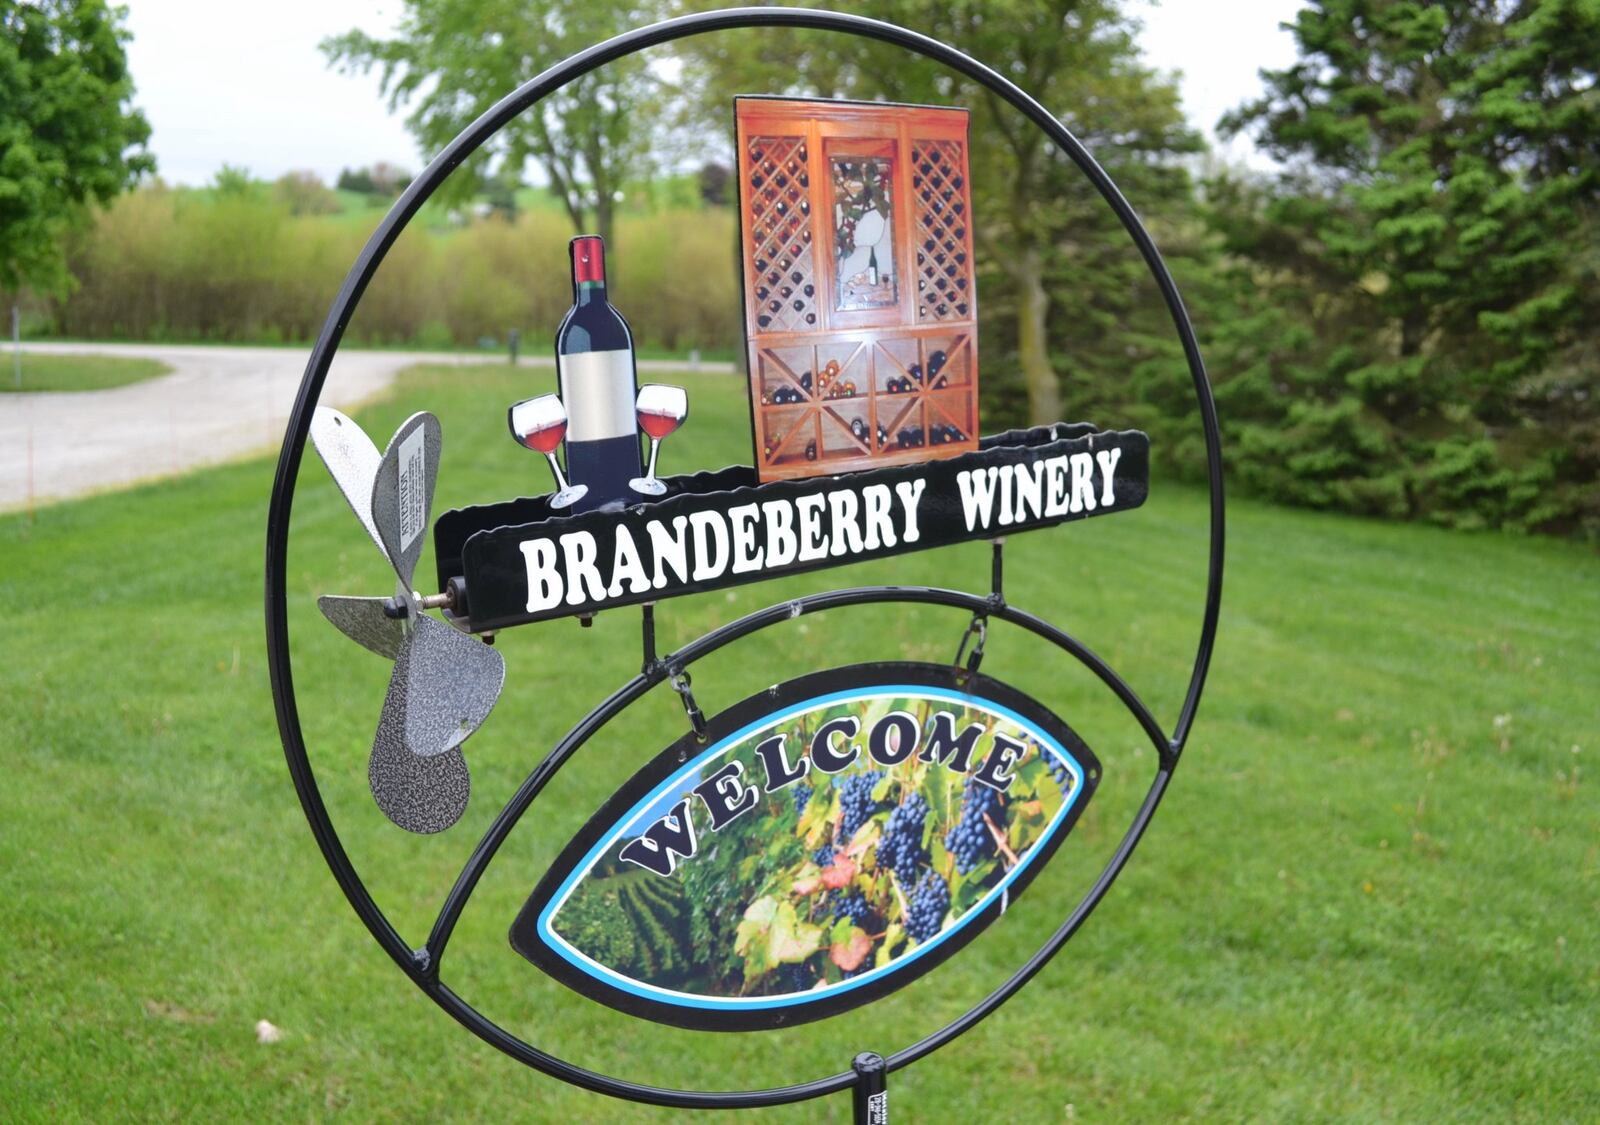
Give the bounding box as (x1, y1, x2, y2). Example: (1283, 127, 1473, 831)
(398, 426, 426, 550)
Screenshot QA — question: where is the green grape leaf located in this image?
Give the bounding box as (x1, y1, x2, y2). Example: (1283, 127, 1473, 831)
(871, 777, 893, 804)
(1008, 797, 1046, 851)
(791, 867, 825, 898)
(768, 901, 824, 964)
(876, 924, 906, 968)
(927, 758, 959, 826)
(1036, 774, 1065, 820)
(846, 817, 881, 858)
(821, 854, 857, 890)
(734, 895, 779, 980)
(798, 781, 834, 846)
(735, 896, 824, 983)
(951, 860, 997, 911)
(829, 927, 873, 972)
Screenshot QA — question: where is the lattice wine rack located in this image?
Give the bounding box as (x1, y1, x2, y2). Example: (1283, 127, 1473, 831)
(735, 98, 979, 482)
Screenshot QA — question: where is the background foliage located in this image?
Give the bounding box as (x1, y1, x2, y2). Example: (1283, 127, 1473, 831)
(1211, 0, 1600, 534)
(13, 0, 1598, 535)
(0, 0, 151, 295)
(321, 0, 668, 249)
(49, 180, 738, 353)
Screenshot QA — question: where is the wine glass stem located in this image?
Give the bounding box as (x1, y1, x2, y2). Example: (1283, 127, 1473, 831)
(544, 452, 569, 491)
(645, 438, 661, 481)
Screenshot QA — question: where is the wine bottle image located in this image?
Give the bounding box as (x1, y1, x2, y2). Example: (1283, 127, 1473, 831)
(556, 235, 642, 512)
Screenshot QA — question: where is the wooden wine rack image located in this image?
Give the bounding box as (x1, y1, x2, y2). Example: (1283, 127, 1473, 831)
(735, 97, 980, 482)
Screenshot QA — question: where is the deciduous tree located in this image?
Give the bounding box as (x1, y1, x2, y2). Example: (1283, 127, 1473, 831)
(0, 0, 152, 295)
(323, 0, 666, 248)
(676, 0, 1202, 427)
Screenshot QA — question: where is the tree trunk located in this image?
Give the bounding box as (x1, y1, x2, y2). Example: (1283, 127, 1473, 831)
(732, 218, 748, 374)
(595, 194, 615, 253)
(1015, 247, 1060, 426)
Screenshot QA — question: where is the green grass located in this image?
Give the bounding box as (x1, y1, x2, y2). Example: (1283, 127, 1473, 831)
(1, 363, 1595, 1121)
(0, 352, 172, 392)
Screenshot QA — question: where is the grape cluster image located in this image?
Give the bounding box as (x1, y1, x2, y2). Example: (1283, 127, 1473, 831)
(944, 777, 1003, 875)
(877, 793, 931, 882)
(838, 770, 887, 840)
(551, 695, 1078, 1004)
(828, 889, 872, 927)
(906, 872, 952, 942)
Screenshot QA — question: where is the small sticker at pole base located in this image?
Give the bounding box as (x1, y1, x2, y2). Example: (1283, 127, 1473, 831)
(865, 1092, 887, 1124)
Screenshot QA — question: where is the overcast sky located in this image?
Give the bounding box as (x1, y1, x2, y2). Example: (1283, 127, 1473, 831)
(121, 0, 1305, 187)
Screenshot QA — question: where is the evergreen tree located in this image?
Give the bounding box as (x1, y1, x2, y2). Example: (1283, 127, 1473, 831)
(1215, 0, 1600, 532)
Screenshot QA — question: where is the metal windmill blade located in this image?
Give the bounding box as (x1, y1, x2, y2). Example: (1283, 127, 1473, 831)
(309, 408, 386, 556)
(309, 407, 506, 833)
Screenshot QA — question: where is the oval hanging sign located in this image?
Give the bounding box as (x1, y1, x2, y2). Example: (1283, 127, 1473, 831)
(510, 662, 1100, 1031)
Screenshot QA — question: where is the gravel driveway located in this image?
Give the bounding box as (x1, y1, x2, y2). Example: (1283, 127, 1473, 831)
(1, 342, 727, 511)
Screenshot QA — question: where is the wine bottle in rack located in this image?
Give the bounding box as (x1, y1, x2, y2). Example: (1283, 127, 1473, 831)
(556, 235, 642, 512)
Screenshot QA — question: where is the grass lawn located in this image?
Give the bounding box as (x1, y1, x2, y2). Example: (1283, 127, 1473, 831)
(1, 363, 1595, 1121)
(0, 351, 172, 393)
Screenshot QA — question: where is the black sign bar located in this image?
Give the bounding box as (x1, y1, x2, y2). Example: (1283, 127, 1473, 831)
(444, 423, 1148, 632)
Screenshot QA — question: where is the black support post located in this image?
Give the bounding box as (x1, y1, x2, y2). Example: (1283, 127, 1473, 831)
(852, 1052, 888, 1123)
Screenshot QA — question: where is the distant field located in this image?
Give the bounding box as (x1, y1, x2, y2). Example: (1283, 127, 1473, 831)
(0, 352, 171, 393)
(0, 363, 1595, 1120)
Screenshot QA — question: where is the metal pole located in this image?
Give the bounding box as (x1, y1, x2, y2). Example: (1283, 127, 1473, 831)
(11, 305, 19, 389)
(852, 1053, 887, 1124)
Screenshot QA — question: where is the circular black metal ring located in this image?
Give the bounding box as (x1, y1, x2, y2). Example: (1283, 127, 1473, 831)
(265, 4, 1224, 1111)
(423, 586, 1173, 1107)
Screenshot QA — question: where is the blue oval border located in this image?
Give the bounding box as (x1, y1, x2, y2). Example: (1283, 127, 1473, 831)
(509, 661, 1101, 1031)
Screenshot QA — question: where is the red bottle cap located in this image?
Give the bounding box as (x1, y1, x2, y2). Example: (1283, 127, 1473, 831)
(572, 236, 606, 284)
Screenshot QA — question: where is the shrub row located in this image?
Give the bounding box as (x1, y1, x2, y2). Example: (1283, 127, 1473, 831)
(48, 186, 741, 353)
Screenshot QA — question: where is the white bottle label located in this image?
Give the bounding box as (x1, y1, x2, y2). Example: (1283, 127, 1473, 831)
(397, 425, 426, 550)
(559, 348, 636, 442)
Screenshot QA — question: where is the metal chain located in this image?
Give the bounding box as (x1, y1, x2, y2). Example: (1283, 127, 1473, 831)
(668, 668, 709, 742)
(952, 614, 987, 680)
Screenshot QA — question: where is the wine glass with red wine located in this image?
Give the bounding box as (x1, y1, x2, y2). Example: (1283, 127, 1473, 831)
(629, 384, 688, 497)
(508, 394, 588, 509)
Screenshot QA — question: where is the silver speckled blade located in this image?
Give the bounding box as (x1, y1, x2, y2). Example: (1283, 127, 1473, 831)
(308, 408, 386, 560)
(317, 595, 406, 659)
(370, 412, 442, 591)
(384, 613, 504, 758)
(369, 728, 470, 834)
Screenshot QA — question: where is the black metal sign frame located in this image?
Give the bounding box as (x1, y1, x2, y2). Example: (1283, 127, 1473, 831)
(440, 424, 1147, 631)
(264, 5, 1224, 1117)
